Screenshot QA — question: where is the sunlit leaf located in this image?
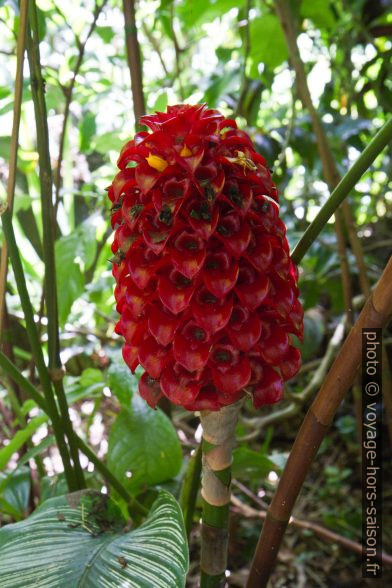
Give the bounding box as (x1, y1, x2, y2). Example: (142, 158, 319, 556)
(249, 14, 288, 70)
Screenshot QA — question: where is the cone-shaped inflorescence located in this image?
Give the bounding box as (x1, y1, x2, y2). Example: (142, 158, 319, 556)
(108, 104, 303, 411)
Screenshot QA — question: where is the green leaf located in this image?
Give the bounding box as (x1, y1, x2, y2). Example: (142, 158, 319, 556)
(300, 0, 336, 29)
(0, 415, 47, 470)
(153, 91, 168, 113)
(0, 490, 188, 587)
(0, 467, 31, 518)
(96, 26, 115, 43)
(203, 70, 240, 107)
(55, 234, 84, 326)
(232, 447, 279, 481)
(17, 435, 55, 468)
(0, 136, 11, 159)
(0, 87, 11, 100)
(65, 369, 105, 403)
(178, 0, 243, 27)
(79, 112, 96, 153)
(107, 362, 136, 407)
(92, 132, 126, 154)
(40, 475, 69, 502)
(80, 368, 105, 393)
(108, 395, 182, 493)
(55, 222, 97, 326)
(35, 6, 47, 42)
(0, 497, 23, 520)
(249, 14, 288, 70)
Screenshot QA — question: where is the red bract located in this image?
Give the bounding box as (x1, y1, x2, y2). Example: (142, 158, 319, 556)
(108, 104, 304, 410)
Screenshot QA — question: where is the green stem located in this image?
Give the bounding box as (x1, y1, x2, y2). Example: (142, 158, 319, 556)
(26, 0, 85, 489)
(201, 449, 231, 588)
(0, 207, 76, 489)
(199, 403, 242, 587)
(292, 117, 392, 265)
(0, 350, 148, 518)
(179, 444, 202, 539)
(0, 0, 28, 333)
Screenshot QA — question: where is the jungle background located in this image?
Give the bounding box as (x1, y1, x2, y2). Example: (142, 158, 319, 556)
(0, 0, 391, 586)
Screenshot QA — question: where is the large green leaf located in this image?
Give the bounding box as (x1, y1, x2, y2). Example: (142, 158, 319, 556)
(249, 14, 288, 71)
(0, 490, 188, 587)
(108, 395, 183, 493)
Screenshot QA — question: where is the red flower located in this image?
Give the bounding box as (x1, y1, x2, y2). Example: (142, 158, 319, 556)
(108, 104, 304, 410)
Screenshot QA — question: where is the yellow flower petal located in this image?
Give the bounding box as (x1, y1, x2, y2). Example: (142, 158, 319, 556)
(180, 145, 192, 157)
(146, 153, 168, 172)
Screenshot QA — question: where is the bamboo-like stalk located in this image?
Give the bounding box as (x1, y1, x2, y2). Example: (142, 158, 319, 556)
(199, 401, 243, 587)
(123, 0, 145, 128)
(0, 206, 76, 489)
(0, 0, 28, 335)
(246, 256, 392, 587)
(0, 350, 148, 518)
(26, 0, 85, 489)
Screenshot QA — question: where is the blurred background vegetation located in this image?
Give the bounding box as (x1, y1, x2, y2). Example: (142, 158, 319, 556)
(0, 0, 391, 585)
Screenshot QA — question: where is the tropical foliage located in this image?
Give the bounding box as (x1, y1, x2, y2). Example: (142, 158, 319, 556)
(0, 0, 391, 585)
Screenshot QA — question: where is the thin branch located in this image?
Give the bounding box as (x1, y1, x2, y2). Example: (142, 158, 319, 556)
(123, 0, 146, 127)
(169, 3, 184, 101)
(26, 0, 85, 489)
(246, 255, 392, 587)
(231, 495, 392, 567)
(54, 0, 108, 217)
(0, 0, 28, 336)
(141, 22, 170, 77)
(273, 82, 297, 171)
